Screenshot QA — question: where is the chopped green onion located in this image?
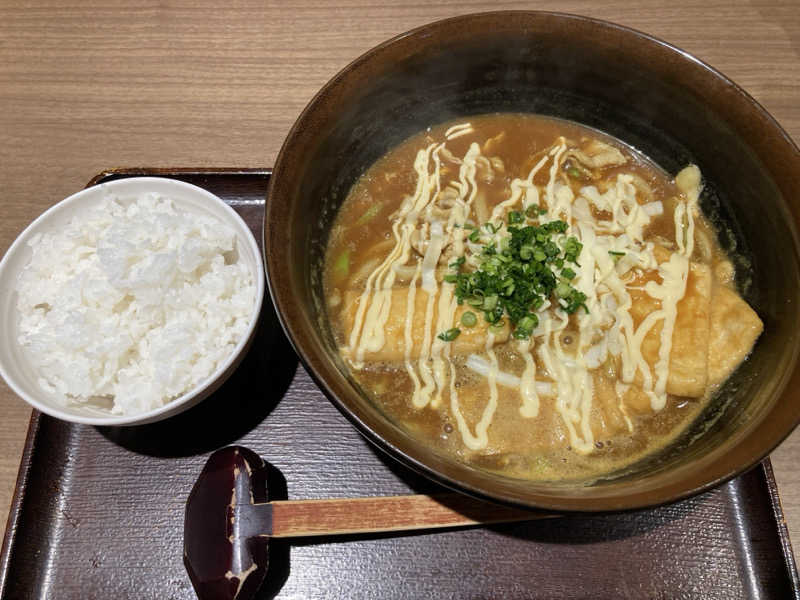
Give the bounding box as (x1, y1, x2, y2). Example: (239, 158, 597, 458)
(560, 288, 589, 314)
(489, 320, 506, 332)
(461, 311, 477, 327)
(508, 211, 524, 224)
(437, 328, 461, 342)
(449, 256, 465, 269)
(333, 249, 350, 279)
(355, 202, 383, 225)
(555, 281, 572, 298)
(468, 229, 480, 242)
(608, 250, 625, 256)
(520, 245, 534, 260)
(443, 274, 458, 283)
(513, 313, 539, 339)
(544, 241, 559, 257)
(567, 167, 581, 179)
(445, 218, 588, 339)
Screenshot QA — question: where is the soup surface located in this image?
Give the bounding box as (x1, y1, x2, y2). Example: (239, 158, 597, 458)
(323, 114, 763, 481)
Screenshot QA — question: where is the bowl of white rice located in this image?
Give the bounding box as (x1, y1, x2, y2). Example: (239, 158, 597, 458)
(0, 177, 265, 426)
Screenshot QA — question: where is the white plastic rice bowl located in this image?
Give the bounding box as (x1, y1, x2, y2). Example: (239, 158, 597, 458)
(0, 177, 265, 425)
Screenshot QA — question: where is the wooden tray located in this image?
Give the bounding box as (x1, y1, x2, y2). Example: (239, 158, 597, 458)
(1, 168, 798, 599)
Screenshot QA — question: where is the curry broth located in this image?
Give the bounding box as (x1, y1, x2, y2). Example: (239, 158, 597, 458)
(323, 113, 759, 482)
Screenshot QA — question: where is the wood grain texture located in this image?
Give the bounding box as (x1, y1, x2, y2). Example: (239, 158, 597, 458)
(269, 494, 546, 537)
(0, 0, 799, 588)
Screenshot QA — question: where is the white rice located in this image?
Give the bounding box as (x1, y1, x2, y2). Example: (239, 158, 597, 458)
(15, 191, 256, 415)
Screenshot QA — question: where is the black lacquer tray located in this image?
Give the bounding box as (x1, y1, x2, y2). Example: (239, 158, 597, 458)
(0, 169, 797, 599)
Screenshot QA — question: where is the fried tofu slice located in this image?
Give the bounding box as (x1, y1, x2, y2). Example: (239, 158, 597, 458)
(707, 284, 763, 387)
(341, 288, 510, 362)
(591, 372, 636, 437)
(628, 258, 712, 397)
(618, 382, 657, 416)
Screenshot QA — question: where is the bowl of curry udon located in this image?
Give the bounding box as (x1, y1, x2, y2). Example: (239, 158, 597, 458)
(265, 11, 800, 511)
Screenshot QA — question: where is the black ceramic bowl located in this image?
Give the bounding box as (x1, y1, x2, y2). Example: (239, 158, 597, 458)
(264, 11, 800, 511)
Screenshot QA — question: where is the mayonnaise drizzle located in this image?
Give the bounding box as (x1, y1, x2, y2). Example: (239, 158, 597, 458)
(348, 142, 447, 365)
(445, 122, 474, 140)
(644, 252, 689, 410)
(545, 140, 568, 220)
(347, 143, 437, 364)
(518, 338, 540, 418)
(489, 153, 549, 223)
(403, 261, 423, 404)
(451, 334, 500, 450)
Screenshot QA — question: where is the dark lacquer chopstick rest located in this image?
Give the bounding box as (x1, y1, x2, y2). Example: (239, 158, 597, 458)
(184, 446, 549, 600)
(184, 446, 270, 600)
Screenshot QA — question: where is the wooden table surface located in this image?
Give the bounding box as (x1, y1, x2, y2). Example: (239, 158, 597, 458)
(1, 0, 799, 569)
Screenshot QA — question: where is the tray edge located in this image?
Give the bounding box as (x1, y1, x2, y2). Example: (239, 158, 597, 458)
(0, 410, 42, 596)
(762, 458, 800, 597)
(85, 166, 272, 188)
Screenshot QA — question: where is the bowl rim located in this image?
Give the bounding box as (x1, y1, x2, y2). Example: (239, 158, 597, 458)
(264, 10, 800, 511)
(0, 176, 266, 426)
